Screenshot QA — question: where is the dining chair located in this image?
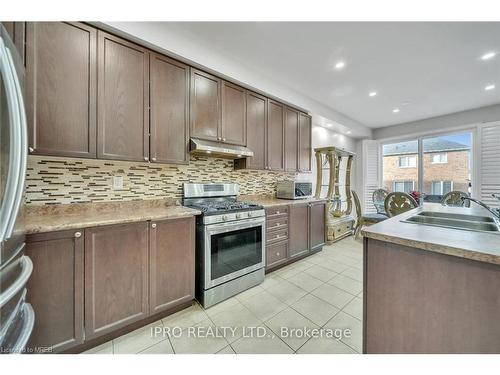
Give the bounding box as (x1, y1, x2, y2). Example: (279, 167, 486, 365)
(384, 192, 418, 218)
(372, 188, 389, 214)
(352, 190, 388, 239)
(440, 191, 471, 207)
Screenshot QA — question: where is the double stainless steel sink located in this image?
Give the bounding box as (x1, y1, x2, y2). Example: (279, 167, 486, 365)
(402, 210, 500, 234)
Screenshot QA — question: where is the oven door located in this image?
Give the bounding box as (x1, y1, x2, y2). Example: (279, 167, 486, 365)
(204, 217, 265, 289)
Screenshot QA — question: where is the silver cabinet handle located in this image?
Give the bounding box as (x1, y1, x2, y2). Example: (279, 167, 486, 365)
(151, 157, 157, 161)
(74, 231, 82, 238)
(222, 138, 226, 142)
(28, 147, 34, 153)
(144, 157, 148, 161)
(151, 223, 157, 229)
(275, 223, 280, 227)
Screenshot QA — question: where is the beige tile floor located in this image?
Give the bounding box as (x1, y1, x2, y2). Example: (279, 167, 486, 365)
(83, 236, 363, 355)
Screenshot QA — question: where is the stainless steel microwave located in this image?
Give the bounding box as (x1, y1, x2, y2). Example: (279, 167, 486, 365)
(276, 181, 313, 200)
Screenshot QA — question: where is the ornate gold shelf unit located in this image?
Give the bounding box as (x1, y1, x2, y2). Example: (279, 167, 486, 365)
(314, 146, 355, 243)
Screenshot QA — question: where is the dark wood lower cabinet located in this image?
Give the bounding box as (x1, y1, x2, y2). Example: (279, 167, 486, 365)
(309, 201, 326, 252)
(25, 229, 84, 353)
(266, 241, 288, 269)
(266, 201, 326, 272)
(149, 217, 195, 314)
(84, 222, 149, 340)
(288, 204, 309, 258)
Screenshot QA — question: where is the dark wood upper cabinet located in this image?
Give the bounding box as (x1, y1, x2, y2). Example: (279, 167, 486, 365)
(221, 81, 246, 146)
(190, 68, 221, 142)
(97, 31, 149, 162)
(309, 201, 326, 252)
(149, 218, 195, 315)
(25, 229, 84, 353)
(84, 222, 149, 340)
(150, 53, 190, 164)
(2, 22, 25, 63)
(284, 107, 299, 172)
(241, 91, 267, 169)
(288, 204, 309, 258)
(26, 22, 97, 158)
(267, 99, 284, 171)
(298, 113, 312, 172)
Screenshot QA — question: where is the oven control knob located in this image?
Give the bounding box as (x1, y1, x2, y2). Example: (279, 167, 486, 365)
(236, 213, 242, 219)
(247, 212, 253, 218)
(222, 215, 229, 221)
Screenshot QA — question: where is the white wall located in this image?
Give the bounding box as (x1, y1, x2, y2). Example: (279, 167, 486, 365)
(98, 22, 372, 139)
(373, 103, 500, 140)
(298, 123, 359, 199)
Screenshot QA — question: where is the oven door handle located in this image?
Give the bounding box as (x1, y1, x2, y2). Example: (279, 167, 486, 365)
(205, 217, 265, 235)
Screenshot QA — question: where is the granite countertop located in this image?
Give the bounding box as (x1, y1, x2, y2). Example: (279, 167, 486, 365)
(239, 195, 327, 208)
(24, 199, 201, 234)
(362, 203, 500, 265)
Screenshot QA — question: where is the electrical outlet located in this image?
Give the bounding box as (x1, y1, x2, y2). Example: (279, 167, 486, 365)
(112, 176, 123, 190)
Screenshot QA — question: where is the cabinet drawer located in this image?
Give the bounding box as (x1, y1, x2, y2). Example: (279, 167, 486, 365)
(265, 206, 288, 219)
(266, 217, 288, 231)
(266, 228, 288, 244)
(266, 241, 288, 269)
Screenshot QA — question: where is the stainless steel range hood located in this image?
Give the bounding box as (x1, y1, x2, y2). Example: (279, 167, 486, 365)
(190, 138, 254, 159)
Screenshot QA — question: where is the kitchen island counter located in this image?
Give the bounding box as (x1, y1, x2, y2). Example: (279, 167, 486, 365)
(362, 202, 500, 354)
(362, 203, 500, 265)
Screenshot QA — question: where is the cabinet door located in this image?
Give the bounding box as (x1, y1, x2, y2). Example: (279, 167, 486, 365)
(25, 229, 84, 353)
(267, 99, 284, 171)
(149, 218, 195, 315)
(97, 31, 149, 162)
(309, 202, 326, 251)
(289, 204, 309, 258)
(266, 241, 288, 271)
(150, 53, 190, 164)
(284, 107, 299, 172)
(26, 22, 97, 158)
(2, 22, 25, 63)
(190, 68, 221, 142)
(221, 81, 246, 146)
(298, 113, 312, 172)
(84, 222, 149, 340)
(244, 91, 267, 169)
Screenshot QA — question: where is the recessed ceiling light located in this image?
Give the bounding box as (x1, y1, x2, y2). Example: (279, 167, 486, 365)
(481, 52, 496, 60)
(346, 130, 352, 134)
(392, 108, 400, 113)
(368, 91, 377, 97)
(485, 84, 496, 91)
(335, 61, 345, 70)
(325, 123, 332, 127)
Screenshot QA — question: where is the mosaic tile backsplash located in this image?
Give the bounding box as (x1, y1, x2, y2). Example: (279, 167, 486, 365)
(26, 155, 298, 205)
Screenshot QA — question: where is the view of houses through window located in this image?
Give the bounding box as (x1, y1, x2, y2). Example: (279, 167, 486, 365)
(382, 132, 472, 200)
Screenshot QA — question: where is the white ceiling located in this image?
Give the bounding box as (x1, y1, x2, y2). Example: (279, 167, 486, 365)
(156, 22, 500, 128)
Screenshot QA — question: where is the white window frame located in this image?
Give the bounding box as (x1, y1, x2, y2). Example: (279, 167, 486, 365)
(431, 153, 448, 164)
(393, 180, 415, 193)
(431, 180, 454, 195)
(379, 127, 475, 197)
(398, 155, 417, 168)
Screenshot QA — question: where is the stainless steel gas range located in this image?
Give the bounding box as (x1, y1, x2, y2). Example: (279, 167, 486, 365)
(183, 183, 265, 308)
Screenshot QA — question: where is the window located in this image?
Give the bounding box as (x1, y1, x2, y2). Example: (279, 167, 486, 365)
(398, 156, 417, 168)
(431, 181, 453, 195)
(431, 153, 448, 164)
(394, 181, 415, 193)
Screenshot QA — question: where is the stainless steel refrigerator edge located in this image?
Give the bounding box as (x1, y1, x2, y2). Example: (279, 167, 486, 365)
(0, 25, 34, 354)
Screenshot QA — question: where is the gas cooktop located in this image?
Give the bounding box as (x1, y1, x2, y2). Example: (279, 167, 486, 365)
(185, 200, 263, 215)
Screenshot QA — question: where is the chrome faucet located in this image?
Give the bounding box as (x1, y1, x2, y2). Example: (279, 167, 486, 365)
(461, 197, 500, 220)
